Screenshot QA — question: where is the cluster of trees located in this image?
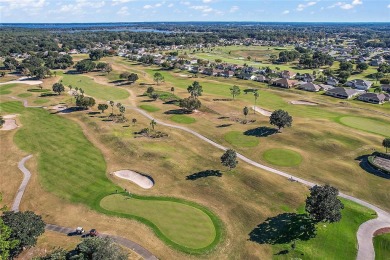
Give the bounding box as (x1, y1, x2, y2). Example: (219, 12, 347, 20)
(299, 51, 334, 69)
(179, 81, 202, 112)
(278, 50, 300, 63)
(0, 209, 45, 259)
(75, 59, 96, 73)
(119, 72, 139, 83)
(96, 62, 112, 74)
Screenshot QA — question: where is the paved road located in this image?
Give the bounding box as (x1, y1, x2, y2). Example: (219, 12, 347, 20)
(131, 106, 390, 260)
(46, 224, 158, 260)
(11, 155, 33, 212)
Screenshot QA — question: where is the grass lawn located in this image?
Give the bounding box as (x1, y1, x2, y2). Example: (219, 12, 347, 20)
(33, 98, 50, 104)
(337, 116, 390, 137)
(60, 73, 129, 101)
(27, 88, 50, 92)
(272, 199, 376, 259)
(262, 148, 302, 167)
(224, 131, 259, 148)
(139, 104, 160, 112)
(0, 84, 17, 95)
(374, 233, 390, 260)
(17, 93, 33, 98)
(0, 101, 221, 254)
(101, 194, 218, 251)
(170, 114, 196, 124)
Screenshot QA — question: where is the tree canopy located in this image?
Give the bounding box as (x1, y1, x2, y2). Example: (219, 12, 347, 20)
(187, 81, 203, 98)
(383, 138, 390, 153)
(269, 109, 292, 131)
(179, 97, 201, 112)
(305, 185, 344, 223)
(221, 149, 238, 170)
(52, 82, 65, 95)
(75, 59, 96, 73)
(230, 85, 241, 99)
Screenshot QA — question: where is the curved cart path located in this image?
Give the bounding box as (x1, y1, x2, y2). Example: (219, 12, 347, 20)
(131, 106, 390, 260)
(13, 155, 158, 260)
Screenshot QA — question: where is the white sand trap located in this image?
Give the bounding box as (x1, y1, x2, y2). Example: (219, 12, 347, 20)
(113, 170, 154, 189)
(290, 100, 318, 106)
(1, 115, 18, 131)
(0, 76, 43, 86)
(252, 106, 272, 117)
(179, 74, 189, 77)
(50, 104, 68, 111)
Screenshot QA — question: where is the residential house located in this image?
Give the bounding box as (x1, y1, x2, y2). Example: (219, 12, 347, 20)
(252, 75, 269, 82)
(296, 73, 315, 82)
(272, 78, 298, 89)
(318, 84, 335, 91)
(326, 77, 339, 86)
(357, 93, 388, 104)
(281, 70, 296, 79)
(220, 70, 234, 78)
(298, 82, 321, 92)
(381, 84, 390, 93)
(325, 87, 360, 99)
(346, 79, 373, 90)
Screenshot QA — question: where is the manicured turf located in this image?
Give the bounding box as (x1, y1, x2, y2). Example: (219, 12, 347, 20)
(33, 98, 50, 104)
(374, 233, 390, 260)
(170, 114, 196, 124)
(60, 73, 129, 101)
(17, 93, 32, 98)
(0, 101, 221, 254)
(273, 199, 376, 259)
(262, 148, 302, 167)
(337, 116, 390, 137)
(139, 104, 160, 112)
(0, 84, 17, 95)
(224, 131, 259, 148)
(101, 194, 217, 250)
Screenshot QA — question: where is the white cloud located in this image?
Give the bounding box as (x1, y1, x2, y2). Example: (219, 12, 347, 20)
(143, 4, 152, 9)
(143, 2, 164, 9)
(328, 0, 363, 10)
(202, 0, 213, 2)
(230, 6, 239, 13)
(180, 1, 190, 5)
(296, 1, 317, 11)
(112, 0, 135, 5)
(388, 4, 390, 8)
(168, 3, 174, 7)
(282, 10, 290, 14)
(117, 6, 129, 15)
(0, 0, 46, 10)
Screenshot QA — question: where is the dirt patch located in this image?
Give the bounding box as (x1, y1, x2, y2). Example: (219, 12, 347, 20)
(374, 227, 390, 236)
(1, 116, 18, 131)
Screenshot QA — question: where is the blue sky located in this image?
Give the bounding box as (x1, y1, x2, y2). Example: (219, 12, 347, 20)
(0, 0, 389, 23)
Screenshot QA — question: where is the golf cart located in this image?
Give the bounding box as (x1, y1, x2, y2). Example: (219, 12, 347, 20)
(75, 227, 85, 235)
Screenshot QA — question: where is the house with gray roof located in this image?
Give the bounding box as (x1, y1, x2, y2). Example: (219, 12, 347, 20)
(325, 87, 360, 99)
(298, 82, 321, 92)
(346, 79, 373, 90)
(357, 93, 388, 104)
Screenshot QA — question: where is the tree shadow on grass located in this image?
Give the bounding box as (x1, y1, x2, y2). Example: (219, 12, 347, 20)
(244, 127, 278, 137)
(249, 213, 316, 245)
(186, 170, 222, 180)
(355, 155, 390, 180)
(216, 124, 232, 128)
(164, 109, 190, 115)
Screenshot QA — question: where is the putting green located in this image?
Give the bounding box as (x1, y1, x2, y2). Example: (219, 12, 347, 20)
(224, 131, 259, 147)
(139, 104, 160, 112)
(101, 194, 217, 250)
(338, 116, 390, 137)
(170, 114, 196, 124)
(262, 148, 302, 167)
(374, 233, 390, 260)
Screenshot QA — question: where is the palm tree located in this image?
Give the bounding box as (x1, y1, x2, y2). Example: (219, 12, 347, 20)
(132, 118, 137, 126)
(243, 106, 249, 120)
(150, 119, 157, 130)
(109, 101, 115, 115)
(253, 90, 259, 114)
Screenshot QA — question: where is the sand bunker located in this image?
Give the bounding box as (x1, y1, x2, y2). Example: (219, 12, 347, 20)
(290, 100, 318, 106)
(50, 104, 68, 112)
(0, 76, 43, 86)
(252, 106, 272, 117)
(1, 115, 18, 131)
(179, 74, 190, 78)
(113, 170, 154, 189)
